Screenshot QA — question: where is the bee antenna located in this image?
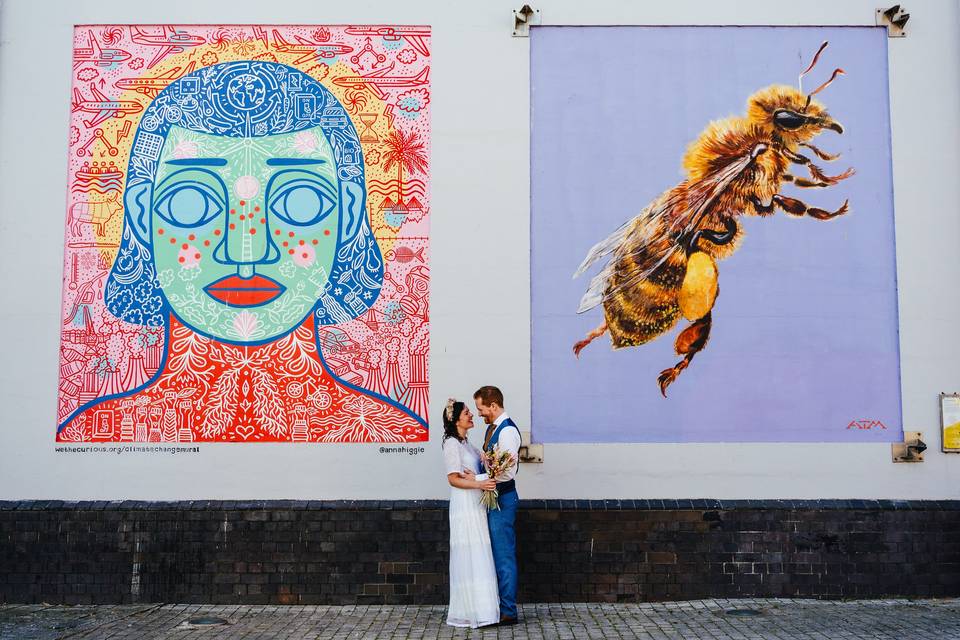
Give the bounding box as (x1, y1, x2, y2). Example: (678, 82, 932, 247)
(798, 40, 829, 93)
(808, 68, 846, 99)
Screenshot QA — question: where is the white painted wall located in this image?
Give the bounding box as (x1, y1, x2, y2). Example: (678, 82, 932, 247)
(1, 0, 958, 500)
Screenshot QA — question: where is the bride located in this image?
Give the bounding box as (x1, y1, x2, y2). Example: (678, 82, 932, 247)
(441, 398, 500, 628)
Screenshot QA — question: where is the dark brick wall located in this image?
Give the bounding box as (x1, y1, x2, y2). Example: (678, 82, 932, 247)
(1, 500, 958, 605)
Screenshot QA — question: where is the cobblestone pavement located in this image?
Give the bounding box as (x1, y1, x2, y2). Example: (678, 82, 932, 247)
(2, 599, 960, 639)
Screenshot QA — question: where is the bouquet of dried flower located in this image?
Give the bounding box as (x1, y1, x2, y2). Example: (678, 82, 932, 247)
(480, 445, 516, 510)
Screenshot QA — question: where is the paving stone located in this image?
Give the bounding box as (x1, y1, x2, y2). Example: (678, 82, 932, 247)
(1, 599, 960, 639)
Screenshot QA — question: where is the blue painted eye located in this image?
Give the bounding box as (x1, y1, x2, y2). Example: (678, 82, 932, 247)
(270, 185, 335, 226)
(154, 185, 223, 228)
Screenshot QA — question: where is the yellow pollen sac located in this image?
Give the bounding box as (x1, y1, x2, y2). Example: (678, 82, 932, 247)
(679, 252, 718, 321)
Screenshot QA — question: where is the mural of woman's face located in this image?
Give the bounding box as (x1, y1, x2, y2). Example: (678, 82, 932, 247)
(138, 125, 350, 342)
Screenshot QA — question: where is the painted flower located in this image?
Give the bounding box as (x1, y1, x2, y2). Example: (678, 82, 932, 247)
(141, 294, 163, 316)
(172, 140, 199, 159)
(234, 175, 260, 199)
(158, 268, 174, 289)
(128, 58, 144, 70)
(124, 308, 145, 325)
(232, 311, 260, 340)
(293, 243, 316, 268)
(134, 279, 156, 302)
(110, 288, 134, 315)
(293, 131, 318, 154)
(201, 51, 219, 66)
(178, 244, 201, 269)
(178, 265, 201, 281)
(278, 261, 297, 278)
(397, 49, 417, 64)
(365, 149, 381, 165)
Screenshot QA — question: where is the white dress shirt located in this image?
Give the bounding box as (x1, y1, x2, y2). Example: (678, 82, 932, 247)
(488, 412, 520, 482)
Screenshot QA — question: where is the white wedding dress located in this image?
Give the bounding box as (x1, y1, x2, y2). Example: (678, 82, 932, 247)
(443, 436, 500, 628)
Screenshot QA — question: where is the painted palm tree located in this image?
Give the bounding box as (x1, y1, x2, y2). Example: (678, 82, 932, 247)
(381, 129, 428, 202)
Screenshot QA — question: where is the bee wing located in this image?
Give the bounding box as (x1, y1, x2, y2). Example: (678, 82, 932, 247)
(575, 196, 679, 313)
(576, 146, 763, 314)
(573, 187, 682, 281)
(573, 219, 634, 279)
(577, 265, 616, 313)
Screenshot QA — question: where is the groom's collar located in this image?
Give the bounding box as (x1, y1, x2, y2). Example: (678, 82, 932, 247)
(493, 412, 510, 428)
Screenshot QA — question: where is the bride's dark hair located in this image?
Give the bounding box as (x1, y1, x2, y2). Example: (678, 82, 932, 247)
(442, 398, 466, 442)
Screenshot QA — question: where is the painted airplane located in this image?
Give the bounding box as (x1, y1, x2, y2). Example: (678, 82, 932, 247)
(114, 61, 197, 98)
(344, 26, 431, 57)
(73, 30, 132, 69)
(271, 29, 354, 64)
(130, 26, 206, 69)
(72, 83, 143, 128)
(332, 62, 429, 100)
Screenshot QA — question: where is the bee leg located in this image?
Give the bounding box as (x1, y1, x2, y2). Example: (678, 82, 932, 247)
(783, 149, 854, 184)
(783, 174, 831, 189)
(807, 164, 855, 185)
(773, 194, 849, 220)
(657, 312, 712, 397)
(573, 321, 608, 358)
(800, 142, 841, 162)
(782, 148, 813, 165)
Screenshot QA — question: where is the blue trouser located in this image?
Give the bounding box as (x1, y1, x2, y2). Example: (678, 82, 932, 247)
(487, 489, 519, 618)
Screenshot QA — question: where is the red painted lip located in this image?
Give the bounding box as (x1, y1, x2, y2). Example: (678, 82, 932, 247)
(203, 274, 285, 307)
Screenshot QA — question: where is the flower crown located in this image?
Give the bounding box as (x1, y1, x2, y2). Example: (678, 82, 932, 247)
(444, 397, 458, 422)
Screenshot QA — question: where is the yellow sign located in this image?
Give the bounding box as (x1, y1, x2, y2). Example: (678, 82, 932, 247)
(940, 394, 960, 452)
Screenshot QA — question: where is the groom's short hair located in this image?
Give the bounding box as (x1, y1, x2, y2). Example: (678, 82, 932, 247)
(473, 386, 504, 408)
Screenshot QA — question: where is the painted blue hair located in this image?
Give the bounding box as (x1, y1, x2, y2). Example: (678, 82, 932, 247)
(105, 60, 383, 329)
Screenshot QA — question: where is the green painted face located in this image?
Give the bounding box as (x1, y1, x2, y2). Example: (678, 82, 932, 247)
(149, 126, 341, 342)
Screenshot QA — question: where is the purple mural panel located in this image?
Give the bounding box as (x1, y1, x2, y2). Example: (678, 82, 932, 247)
(531, 26, 901, 443)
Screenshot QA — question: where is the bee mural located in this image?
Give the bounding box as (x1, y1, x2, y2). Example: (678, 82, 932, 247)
(572, 42, 854, 396)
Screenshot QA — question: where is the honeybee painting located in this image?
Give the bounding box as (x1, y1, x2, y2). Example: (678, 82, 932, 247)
(572, 42, 855, 396)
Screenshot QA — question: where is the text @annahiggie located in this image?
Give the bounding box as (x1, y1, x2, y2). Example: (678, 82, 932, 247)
(379, 445, 426, 456)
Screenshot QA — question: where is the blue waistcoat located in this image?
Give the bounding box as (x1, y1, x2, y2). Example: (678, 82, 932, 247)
(485, 418, 521, 477)
(486, 417, 520, 452)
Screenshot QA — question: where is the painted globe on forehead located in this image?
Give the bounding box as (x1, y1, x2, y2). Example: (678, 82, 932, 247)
(105, 60, 383, 343)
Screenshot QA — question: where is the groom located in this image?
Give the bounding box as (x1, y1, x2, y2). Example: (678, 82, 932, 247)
(474, 385, 521, 625)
